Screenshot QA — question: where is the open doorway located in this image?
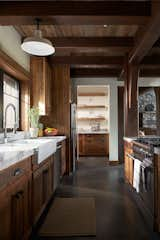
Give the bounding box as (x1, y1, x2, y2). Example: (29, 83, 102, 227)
(76, 85, 110, 167)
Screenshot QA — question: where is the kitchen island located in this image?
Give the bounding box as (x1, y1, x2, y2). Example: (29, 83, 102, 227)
(0, 136, 66, 240)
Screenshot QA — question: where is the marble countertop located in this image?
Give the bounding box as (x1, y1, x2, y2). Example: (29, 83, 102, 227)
(0, 135, 66, 171)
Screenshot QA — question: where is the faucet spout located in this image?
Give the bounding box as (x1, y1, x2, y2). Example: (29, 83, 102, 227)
(4, 103, 17, 141)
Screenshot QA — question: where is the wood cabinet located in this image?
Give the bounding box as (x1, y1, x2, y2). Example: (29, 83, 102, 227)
(124, 141, 134, 185)
(0, 146, 66, 238)
(30, 57, 51, 115)
(79, 133, 109, 156)
(61, 140, 67, 176)
(32, 156, 52, 224)
(0, 157, 32, 240)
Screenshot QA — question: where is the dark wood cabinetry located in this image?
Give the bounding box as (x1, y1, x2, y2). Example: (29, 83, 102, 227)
(79, 133, 109, 156)
(124, 141, 134, 185)
(0, 157, 32, 240)
(32, 156, 53, 224)
(0, 139, 67, 239)
(30, 57, 52, 115)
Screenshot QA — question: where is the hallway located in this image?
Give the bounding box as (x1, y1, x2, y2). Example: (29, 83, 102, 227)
(34, 157, 159, 240)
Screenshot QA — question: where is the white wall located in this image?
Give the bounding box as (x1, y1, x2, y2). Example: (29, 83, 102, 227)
(73, 77, 123, 161)
(0, 26, 30, 71)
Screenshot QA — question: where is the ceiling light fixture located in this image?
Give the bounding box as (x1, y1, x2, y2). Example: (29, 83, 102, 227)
(21, 18, 55, 56)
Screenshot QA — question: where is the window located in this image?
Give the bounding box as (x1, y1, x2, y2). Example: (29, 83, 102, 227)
(0, 71, 20, 131)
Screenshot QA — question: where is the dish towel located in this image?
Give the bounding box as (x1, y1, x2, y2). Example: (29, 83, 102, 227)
(133, 158, 141, 193)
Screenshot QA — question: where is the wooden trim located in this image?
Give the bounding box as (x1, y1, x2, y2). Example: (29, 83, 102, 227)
(109, 160, 119, 166)
(0, 49, 30, 82)
(77, 105, 107, 109)
(78, 93, 106, 96)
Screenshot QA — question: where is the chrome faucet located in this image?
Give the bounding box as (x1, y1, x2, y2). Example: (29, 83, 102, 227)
(4, 103, 17, 142)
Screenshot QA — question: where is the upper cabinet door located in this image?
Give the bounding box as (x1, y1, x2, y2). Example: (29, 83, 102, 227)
(30, 57, 51, 116)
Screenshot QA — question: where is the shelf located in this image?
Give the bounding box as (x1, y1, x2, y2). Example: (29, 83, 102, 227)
(77, 105, 107, 109)
(77, 117, 106, 121)
(78, 93, 107, 97)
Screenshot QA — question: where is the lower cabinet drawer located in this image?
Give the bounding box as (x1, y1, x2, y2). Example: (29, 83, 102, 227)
(0, 157, 32, 191)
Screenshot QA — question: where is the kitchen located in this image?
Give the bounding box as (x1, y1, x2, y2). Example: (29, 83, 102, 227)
(1, 1, 160, 240)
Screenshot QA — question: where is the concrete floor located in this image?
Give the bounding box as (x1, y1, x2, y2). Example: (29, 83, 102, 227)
(32, 157, 160, 240)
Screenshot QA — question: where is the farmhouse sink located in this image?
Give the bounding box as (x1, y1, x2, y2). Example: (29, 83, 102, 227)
(0, 138, 57, 169)
(14, 138, 57, 163)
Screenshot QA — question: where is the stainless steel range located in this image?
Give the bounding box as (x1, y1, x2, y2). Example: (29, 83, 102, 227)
(130, 137, 159, 227)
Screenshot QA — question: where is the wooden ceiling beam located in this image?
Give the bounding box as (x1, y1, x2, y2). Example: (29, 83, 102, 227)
(50, 56, 124, 66)
(71, 68, 120, 78)
(129, 2, 160, 64)
(47, 37, 134, 48)
(140, 68, 160, 77)
(0, 1, 151, 25)
(141, 55, 160, 65)
(71, 67, 160, 78)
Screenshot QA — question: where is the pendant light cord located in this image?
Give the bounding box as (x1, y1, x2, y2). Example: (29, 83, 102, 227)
(35, 18, 41, 30)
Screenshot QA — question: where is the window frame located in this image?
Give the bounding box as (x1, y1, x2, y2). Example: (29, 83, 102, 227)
(0, 69, 21, 133)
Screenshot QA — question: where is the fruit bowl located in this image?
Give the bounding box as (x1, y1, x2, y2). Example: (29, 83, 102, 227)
(44, 128, 58, 136)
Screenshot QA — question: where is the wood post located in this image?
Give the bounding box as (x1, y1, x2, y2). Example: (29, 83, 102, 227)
(124, 56, 139, 137)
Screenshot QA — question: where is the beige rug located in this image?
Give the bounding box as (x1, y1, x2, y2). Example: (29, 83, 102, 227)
(39, 197, 96, 237)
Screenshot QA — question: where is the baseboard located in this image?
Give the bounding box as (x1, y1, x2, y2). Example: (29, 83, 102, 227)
(109, 160, 119, 166)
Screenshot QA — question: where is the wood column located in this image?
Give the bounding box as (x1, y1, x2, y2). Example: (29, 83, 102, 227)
(124, 58, 139, 137)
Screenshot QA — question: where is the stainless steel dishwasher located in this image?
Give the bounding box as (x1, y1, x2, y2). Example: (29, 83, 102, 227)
(54, 144, 62, 191)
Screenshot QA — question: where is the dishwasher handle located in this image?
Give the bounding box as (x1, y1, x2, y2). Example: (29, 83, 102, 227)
(57, 145, 62, 150)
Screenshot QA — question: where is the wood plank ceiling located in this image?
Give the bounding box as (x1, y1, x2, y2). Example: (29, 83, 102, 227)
(1, 0, 159, 77)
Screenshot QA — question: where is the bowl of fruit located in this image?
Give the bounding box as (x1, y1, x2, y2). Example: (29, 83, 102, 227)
(44, 127, 58, 136)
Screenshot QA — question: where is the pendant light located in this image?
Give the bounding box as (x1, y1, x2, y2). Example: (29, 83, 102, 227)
(21, 19, 55, 56)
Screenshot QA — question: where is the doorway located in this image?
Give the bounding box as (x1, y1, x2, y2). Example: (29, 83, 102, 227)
(76, 85, 109, 165)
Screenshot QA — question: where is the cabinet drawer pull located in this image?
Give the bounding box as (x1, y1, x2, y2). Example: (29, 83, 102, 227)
(13, 168, 23, 176)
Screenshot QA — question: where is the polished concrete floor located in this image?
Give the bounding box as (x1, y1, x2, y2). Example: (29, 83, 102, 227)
(32, 157, 160, 240)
